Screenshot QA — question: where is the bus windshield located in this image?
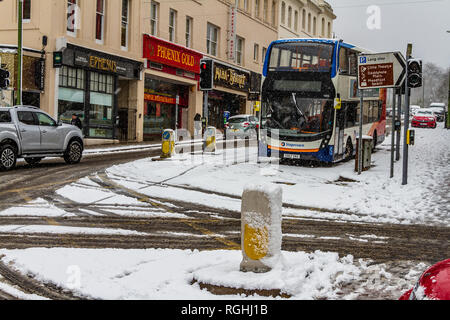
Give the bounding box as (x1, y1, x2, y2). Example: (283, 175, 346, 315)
(262, 94, 334, 137)
(268, 42, 334, 73)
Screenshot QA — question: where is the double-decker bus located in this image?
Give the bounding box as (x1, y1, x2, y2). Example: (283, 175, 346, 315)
(259, 38, 387, 163)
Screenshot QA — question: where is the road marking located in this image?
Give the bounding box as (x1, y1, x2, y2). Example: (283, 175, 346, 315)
(45, 218, 60, 226)
(0, 178, 80, 196)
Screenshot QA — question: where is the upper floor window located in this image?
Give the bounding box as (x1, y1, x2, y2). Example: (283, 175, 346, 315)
(263, 0, 268, 21)
(23, 0, 31, 22)
(67, 0, 78, 35)
(287, 6, 292, 28)
(243, 0, 248, 11)
(253, 43, 259, 62)
(294, 11, 298, 31)
(121, 0, 130, 49)
(281, 2, 285, 24)
(186, 16, 193, 48)
(235, 36, 244, 65)
(262, 47, 267, 64)
(96, 0, 105, 42)
(169, 9, 177, 42)
(313, 16, 317, 35)
(206, 23, 218, 56)
(271, 1, 276, 25)
(255, 0, 260, 18)
(302, 9, 306, 30)
(150, 1, 159, 36)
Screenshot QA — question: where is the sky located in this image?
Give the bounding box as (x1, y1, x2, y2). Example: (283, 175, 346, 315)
(326, 0, 450, 69)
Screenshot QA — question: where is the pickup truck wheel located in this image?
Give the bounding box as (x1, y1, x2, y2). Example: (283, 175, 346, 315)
(24, 157, 43, 165)
(64, 141, 83, 165)
(0, 144, 17, 171)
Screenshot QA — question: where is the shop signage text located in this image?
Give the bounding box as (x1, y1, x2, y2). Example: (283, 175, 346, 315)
(89, 56, 117, 73)
(143, 35, 202, 74)
(73, 50, 137, 78)
(214, 62, 249, 92)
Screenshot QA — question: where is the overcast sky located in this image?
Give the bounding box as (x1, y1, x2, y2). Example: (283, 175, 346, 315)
(326, 0, 450, 69)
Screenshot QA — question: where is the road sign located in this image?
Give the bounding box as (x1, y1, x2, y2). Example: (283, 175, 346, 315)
(358, 52, 406, 89)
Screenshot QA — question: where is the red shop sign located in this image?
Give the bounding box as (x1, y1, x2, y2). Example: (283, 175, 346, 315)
(143, 34, 202, 74)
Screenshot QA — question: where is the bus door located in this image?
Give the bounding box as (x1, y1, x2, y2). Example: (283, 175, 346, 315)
(334, 107, 346, 158)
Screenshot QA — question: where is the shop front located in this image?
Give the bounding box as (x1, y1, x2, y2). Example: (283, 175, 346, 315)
(56, 44, 142, 141)
(143, 35, 202, 141)
(0, 48, 44, 108)
(209, 61, 261, 131)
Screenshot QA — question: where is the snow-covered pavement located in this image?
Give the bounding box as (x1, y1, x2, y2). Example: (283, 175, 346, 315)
(0, 124, 447, 300)
(0, 248, 428, 300)
(105, 123, 450, 226)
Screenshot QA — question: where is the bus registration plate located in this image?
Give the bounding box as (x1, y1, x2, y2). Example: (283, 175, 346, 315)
(284, 154, 301, 159)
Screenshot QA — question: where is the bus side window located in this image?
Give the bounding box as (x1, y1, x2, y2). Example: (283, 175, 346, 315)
(339, 48, 349, 74)
(349, 51, 358, 76)
(345, 103, 357, 128)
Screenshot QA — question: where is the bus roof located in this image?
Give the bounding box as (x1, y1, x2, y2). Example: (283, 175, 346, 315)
(262, 38, 370, 77)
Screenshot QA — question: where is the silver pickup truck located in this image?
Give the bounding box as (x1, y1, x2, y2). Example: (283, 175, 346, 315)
(0, 106, 84, 171)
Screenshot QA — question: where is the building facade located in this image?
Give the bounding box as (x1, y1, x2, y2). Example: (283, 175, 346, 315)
(0, 0, 336, 144)
(0, 0, 145, 145)
(278, 0, 335, 39)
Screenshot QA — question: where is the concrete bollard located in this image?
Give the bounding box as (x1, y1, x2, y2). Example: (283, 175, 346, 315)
(203, 126, 217, 153)
(240, 184, 283, 273)
(161, 129, 175, 159)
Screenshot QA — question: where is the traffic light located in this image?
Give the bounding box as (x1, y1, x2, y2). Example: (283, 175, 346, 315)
(199, 59, 214, 91)
(407, 59, 422, 88)
(0, 68, 10, 89)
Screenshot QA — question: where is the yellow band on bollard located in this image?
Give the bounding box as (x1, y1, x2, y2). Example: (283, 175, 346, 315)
(162, 141, 170, 155)
(244, 224, 268, 260)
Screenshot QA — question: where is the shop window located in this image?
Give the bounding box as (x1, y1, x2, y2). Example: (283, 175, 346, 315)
(90, 72, 113, 94)
(206, 23, 218, 57)
(150, 1, 159, 36)
(121, 0, 130, 49)
(96, 0, 105, 43)
(59, 66, 85, 90)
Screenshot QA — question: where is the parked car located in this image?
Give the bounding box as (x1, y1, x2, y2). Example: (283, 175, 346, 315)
(411, 109, 437, 129)
(224, 115, 259, 140)
(410, 105, 421, 116)
(400, 259, 450, 300)
(0, 106, 84, 171)
(429, 103, 446, 122)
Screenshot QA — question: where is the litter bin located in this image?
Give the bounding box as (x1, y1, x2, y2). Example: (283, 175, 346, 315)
(355, 135, 373, 172)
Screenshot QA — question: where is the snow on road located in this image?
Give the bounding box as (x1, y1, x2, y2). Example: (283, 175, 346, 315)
(106, 124, 450, 226)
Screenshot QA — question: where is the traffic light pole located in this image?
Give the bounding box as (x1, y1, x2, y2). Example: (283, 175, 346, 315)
(402, 67, 411, 186)
(16, 0, 23, 105)
(202, 90, 209, 134)
(390, 89, 396, 178)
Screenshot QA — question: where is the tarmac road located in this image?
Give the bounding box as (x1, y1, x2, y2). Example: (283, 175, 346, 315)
(0, 140, 448, 300)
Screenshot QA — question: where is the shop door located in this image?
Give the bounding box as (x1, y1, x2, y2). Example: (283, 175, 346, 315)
(118, 108, 128, 141)
(127, 109, 137, 141)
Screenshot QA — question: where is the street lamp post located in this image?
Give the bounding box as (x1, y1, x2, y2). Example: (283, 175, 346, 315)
(16, 0, 23, 106)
